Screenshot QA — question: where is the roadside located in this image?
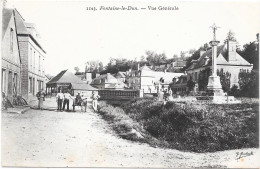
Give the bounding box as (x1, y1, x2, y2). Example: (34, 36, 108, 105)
(2, 102, 259, 167)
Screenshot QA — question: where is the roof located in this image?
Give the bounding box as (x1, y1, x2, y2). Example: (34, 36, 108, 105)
(47, 69, 84, 84)
(45, 74, 53, 80)
(186, 43, 251, 71)
(13, 9, 29, 35)
(175, 61, 187, 67)
(139, 65, 153, 71)
(71, 83, 98, 91)
(2, 8, 13, 39)
(91, 73, 118, 85)
(106, 81, 126, 89)
(115, 71, 126, 78)
(13, 8, 46, 53)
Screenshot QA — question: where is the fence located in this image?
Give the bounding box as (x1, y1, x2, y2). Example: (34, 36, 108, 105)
(98, 89, 141, 100)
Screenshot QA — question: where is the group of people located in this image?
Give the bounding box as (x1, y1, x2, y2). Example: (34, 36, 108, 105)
(56, 90, 74, 111)
(56, 90, 100, 112)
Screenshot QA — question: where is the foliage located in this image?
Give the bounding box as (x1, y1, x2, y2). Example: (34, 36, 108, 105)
(85, 60, 104, 73)
(187, 79, 195, 91)
(97, 101, 153, 142)
(74, 67, 79, 73)
(225, 30, 237, 42)
(238, 70, 259, 98)
(237, 34, 259, 70)
(228, 85, 239, 97)
(120, 99, 259, 152)
(217, 69, 231, 92)
(198, 68, 211, 91)
(145, 51, 167, 66)
(183, 45, 209, 71)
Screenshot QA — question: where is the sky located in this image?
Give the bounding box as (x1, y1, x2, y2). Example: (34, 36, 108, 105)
(5, 0, 260, 75)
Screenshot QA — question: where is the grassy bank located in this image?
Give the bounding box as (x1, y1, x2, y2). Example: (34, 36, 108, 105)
(98, 98, 259, 152)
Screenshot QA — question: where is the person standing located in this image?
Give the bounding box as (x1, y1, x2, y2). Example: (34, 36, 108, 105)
(92, 91, 100, 112)
(63, 91, 73, 111)
(56, 90, 64, 111)
(36, 89, 46, 110)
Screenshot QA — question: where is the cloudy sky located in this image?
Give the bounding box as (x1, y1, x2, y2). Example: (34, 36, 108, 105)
(6, 0, 260, 75)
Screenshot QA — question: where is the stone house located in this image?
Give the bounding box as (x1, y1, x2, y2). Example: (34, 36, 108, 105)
(169, 75, 188, 94)
(90, 73, 126, 90)
(127, 65, 184, 93)
(14, 9, 46, 101)
(185, 40, 253, 91)
(1, 8, 21, 101)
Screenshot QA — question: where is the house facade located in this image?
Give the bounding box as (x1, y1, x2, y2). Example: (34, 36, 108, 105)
(1, 8, 21, 101)
(127, 65, 184, 93)
(186, 40, 253, 91)
(169, 75, 188, 95)
(14, 9, 46, 101)
(91, 73, 126, 90)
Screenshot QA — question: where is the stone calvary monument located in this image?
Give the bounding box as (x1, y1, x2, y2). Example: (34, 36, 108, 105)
(203, 24, 240, 104)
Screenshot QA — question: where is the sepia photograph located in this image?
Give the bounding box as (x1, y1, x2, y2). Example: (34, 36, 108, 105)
(1, 0, 260, 168)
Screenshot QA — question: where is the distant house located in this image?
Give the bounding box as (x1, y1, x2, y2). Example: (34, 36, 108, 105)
(75, 72, 85, 81)
(186, 40, 253, 90)
(91, 73, 126, 90)
(114, 71, 126, 83)
(127, 65, 184, 93)
(169, 75, 188, 94)
(46, 69, 97, 96)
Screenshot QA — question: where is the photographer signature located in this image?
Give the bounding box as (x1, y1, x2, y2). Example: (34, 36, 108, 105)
(236, 151, 253, 161)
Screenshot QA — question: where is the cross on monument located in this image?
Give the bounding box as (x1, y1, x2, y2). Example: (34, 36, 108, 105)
(210, 23, 220, 41)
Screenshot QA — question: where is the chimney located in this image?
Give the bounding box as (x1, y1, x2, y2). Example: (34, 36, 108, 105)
(200, 50, 206, 57)
(106, 73, 110, 81)
(227, 40, 237, 61)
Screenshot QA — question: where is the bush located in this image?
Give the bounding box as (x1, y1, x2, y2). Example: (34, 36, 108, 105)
(121, 98, 259, 152)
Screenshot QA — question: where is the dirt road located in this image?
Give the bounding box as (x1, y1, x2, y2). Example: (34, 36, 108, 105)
(2, 106, 259, 167)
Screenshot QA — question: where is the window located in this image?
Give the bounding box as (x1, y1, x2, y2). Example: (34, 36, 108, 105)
(33, 51, 36, 72)
(10, 28, 14, 53)
(29, 77, 32, 93)
(2, 69, 6, 93)
(13, 73, 17, 95)
(38, 55, 41, 74)
(30, 48, 32, 71)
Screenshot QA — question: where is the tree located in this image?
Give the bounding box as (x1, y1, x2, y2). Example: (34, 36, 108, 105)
(238, 70, 259, 98)
(145, 51, 167, 66)
(74, 67, 79, 73)
(85, 60, 103, 73)
(225, 30, 237, 42)
(198, 68, 211, 91)
(140, 55, 145, 62)
(217, 69, 231, 92)
(187, 78, 195, 92)
(173, 54, 178, 58)
(180, 51, 185, 58)
(237, 41, 259, 70)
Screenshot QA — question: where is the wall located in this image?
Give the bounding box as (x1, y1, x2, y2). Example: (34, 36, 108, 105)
(18, 35, 46, 101)
(1, 11, 21, 101)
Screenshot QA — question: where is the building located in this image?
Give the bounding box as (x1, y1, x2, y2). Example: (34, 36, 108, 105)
(127, 65, 184, 93)
(169, 75, 188, 95)
(90, 73, 126, 90)
(114, 71, 126, 83)
(186, 40, 253, 90)
(46, 69, 97, 97)
(1, 8, 21, 101)
(13, 9, 46, 101)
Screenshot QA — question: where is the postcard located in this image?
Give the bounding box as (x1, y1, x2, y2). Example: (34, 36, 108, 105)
(1, 0, 259, 168)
